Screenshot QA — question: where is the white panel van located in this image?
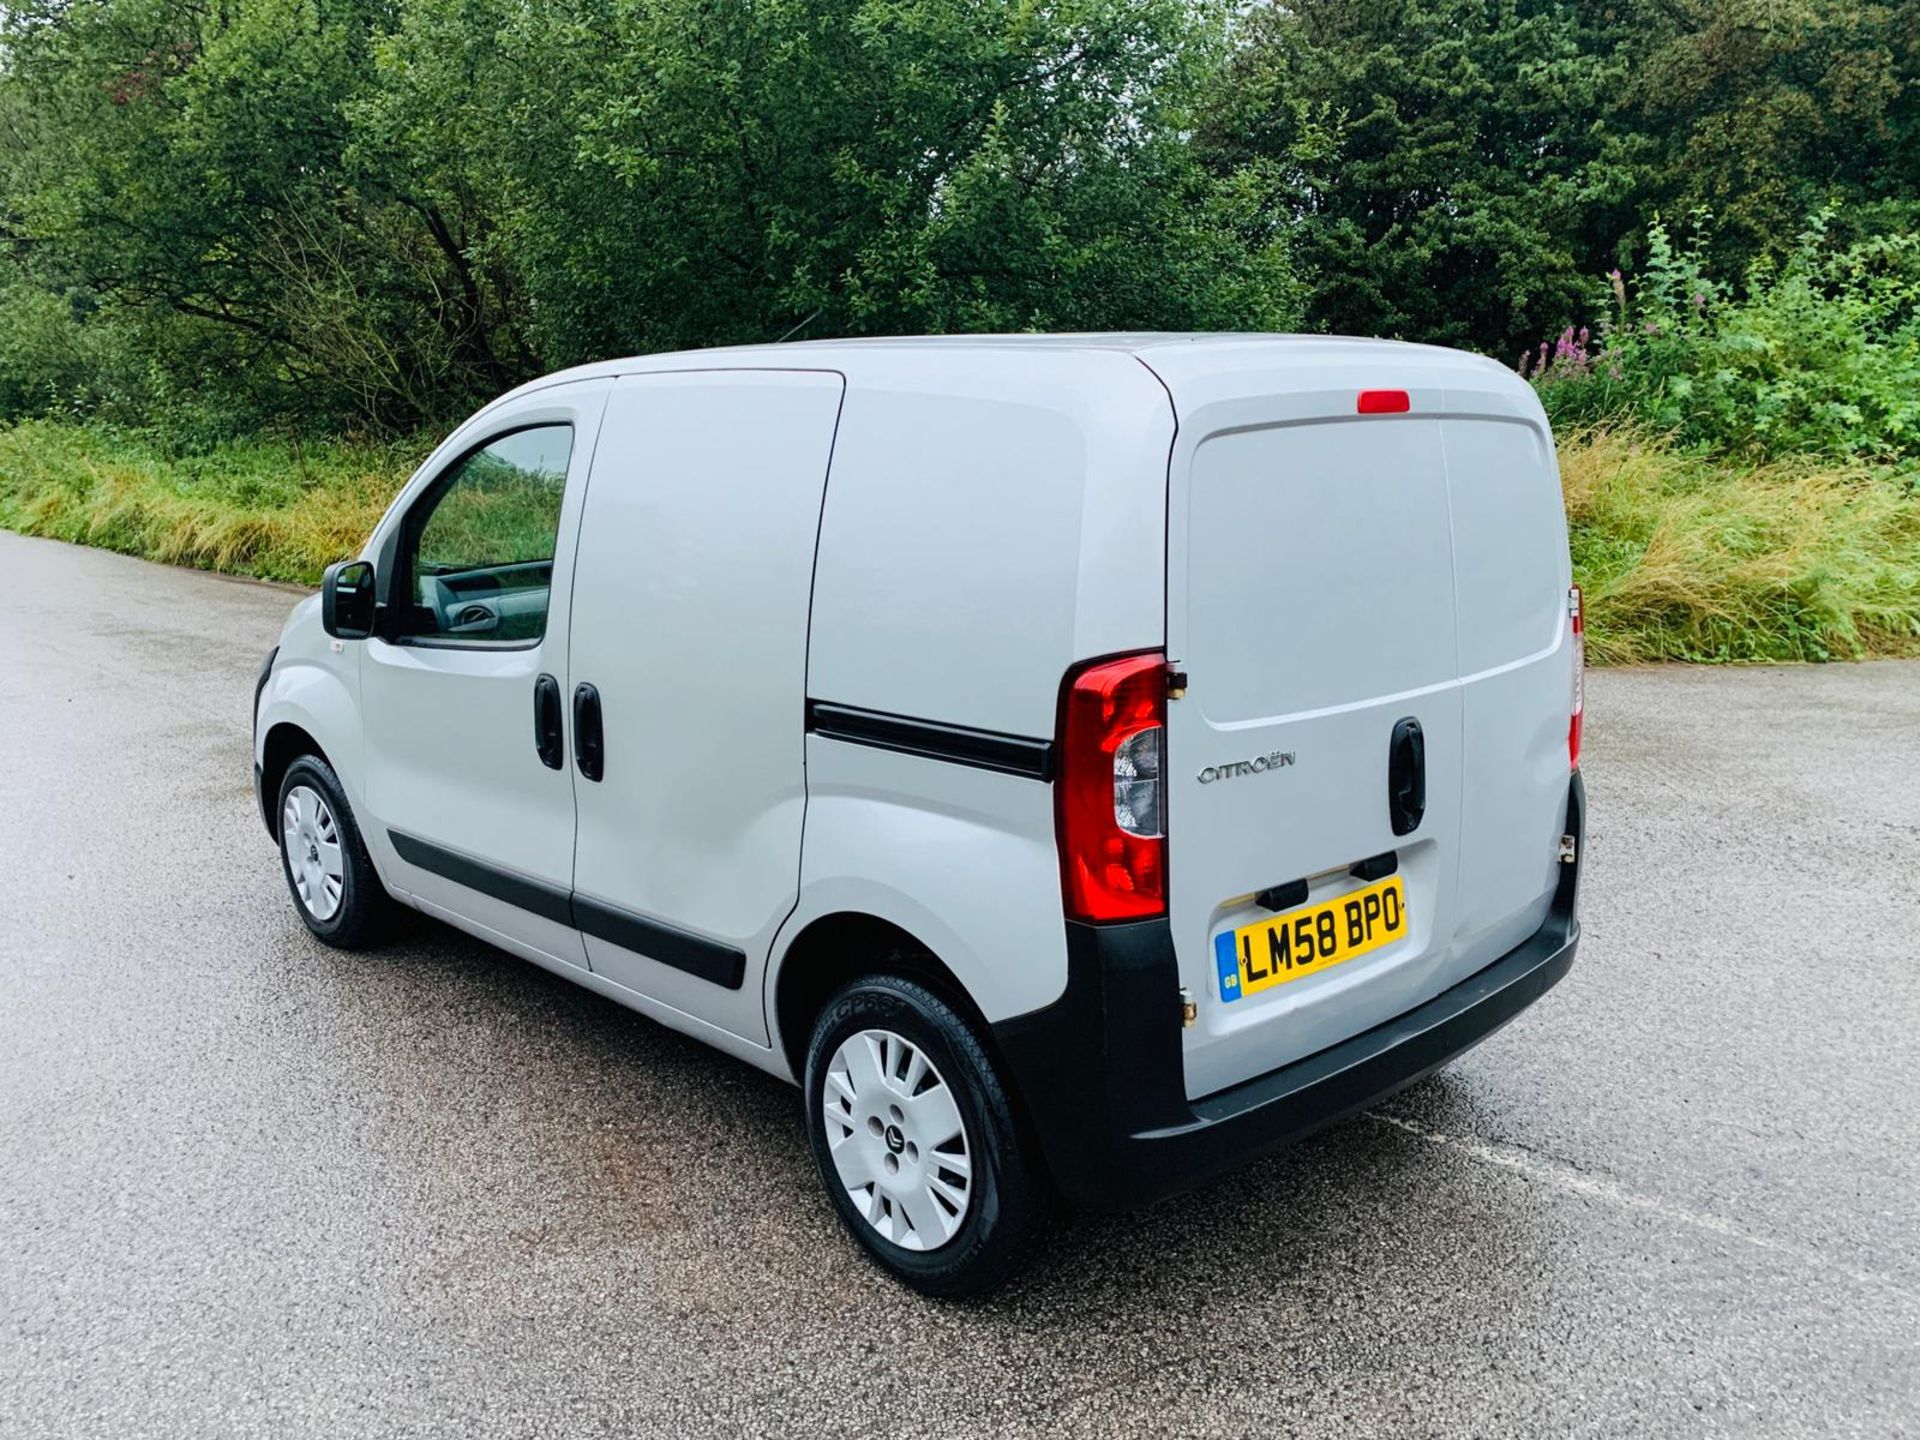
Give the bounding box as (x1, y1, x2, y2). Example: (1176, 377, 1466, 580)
(254, 335, 1585, 1296)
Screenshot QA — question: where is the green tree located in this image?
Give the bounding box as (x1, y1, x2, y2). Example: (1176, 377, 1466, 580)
(1621, 0, 1912, 273)
(1197, 0, 1639, 356)
(357, 0, 1295, 368)
(0, 0, 1296, 432)
(0, 0, 445, 429)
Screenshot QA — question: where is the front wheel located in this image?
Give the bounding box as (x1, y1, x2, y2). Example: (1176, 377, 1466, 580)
(276, 754, 388, 949)
(804, 973, 1045, 1298)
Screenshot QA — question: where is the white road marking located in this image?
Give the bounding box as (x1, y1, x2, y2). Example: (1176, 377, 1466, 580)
(1370, 1111, 1919, 1306)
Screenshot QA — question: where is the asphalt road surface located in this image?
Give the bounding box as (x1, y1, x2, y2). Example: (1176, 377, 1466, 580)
(2, 530, 1917, 1439)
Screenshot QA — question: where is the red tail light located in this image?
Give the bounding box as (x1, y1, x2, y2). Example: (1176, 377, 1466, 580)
(1357, 389, 1411, 414)
(1569, 585, 1585, 770)
(1057, 652, 1167, 923)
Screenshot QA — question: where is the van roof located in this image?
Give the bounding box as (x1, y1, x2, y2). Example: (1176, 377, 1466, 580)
(547, 331, 1485, 366)
(479, 331, 1524, 421)
(755, 332, 1441, 353)
(519, 331, 1510, 376)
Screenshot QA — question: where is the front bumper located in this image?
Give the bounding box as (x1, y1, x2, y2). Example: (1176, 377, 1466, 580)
(993, 772, 1585, 1212)
(252, 646, 277, 837)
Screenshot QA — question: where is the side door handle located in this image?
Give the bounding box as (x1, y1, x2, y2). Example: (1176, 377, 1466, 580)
(533, 674, 564, 770)
(573, 683, 604, 782)
(1388, 716, 1425, 836)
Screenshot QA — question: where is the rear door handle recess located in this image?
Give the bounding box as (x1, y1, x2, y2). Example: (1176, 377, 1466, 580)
(533, 674, 565, 770)
(573, 683, 604, 782)
(1388, 716, 1425, 836)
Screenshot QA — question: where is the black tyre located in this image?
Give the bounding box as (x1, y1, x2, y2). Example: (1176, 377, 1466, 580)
(804, 972, 1045, 1298)
(275, 754, 388, 949)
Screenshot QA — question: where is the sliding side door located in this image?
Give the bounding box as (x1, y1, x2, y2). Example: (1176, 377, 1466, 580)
(565, 369, 844, 1044)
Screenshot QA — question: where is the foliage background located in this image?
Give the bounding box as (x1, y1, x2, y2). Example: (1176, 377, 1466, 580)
(6, 0, 1916, 437)
(1, 0, 1916, 660)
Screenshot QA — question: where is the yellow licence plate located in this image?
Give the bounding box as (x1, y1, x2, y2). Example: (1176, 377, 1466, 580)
(1214, 875, 1408, 1003)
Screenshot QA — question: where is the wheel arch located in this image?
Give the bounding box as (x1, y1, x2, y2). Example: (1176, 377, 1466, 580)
(254, 644, 363, 839)
(259, 721, 333, 832)
(770, 911, 998, 1085)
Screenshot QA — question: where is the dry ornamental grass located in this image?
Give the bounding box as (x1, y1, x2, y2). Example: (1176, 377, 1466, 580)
(1561, 427, 1920, 663)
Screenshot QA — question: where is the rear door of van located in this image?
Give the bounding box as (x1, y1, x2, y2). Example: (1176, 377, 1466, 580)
(1144, 345, 1572, 1100)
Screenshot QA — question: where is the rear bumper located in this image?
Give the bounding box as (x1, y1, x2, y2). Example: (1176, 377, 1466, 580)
(993, 772, 1584, 1212)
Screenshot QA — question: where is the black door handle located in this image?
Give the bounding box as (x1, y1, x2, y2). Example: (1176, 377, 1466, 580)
(573, 683, 604, 782)
(533, 674, 564, 770)
(1388, 716, 1426, 836)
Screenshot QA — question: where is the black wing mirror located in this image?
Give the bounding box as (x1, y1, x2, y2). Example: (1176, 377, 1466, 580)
(321, 559, 377, 640)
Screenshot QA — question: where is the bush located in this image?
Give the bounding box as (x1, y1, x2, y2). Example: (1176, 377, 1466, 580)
(0, 284, 157, 421)
(1529, 214, 1920, 467)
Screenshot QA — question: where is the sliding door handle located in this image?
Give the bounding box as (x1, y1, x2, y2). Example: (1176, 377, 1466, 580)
(573, 683, 604, 782)
(533, 674, 564, 770)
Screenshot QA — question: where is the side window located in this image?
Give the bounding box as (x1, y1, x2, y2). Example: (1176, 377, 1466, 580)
(397, 425, 573, 644)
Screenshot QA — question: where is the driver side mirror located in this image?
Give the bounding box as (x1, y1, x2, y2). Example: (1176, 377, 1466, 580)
(321, 559, 377, 640)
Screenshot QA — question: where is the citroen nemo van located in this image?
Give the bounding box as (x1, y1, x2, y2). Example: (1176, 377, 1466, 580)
(254, 335, 1585, 1296)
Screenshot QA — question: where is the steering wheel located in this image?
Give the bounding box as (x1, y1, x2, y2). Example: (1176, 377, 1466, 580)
(445, 601, 500, 636)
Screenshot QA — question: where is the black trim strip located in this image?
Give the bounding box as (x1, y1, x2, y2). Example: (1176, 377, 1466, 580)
(806, 701, 1054, 781)
(572, 895, 746, 990)
(390, 831, 575, 927)
(387, 830, 746, 990)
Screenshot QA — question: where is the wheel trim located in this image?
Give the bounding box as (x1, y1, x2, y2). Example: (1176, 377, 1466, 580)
(282, 784, 345, 922)
(823, 1029, 973, 1252)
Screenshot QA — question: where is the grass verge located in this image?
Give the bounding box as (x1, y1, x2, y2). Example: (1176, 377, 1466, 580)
(0, 420, 419, 586)
(1565, 427, 1920, 663)
(3, 418, 1917, 663)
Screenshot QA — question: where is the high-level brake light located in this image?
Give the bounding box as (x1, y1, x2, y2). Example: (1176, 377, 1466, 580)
(1569, 585, 1585, 769)
(1356, 389, 1411, 414)
(1057, 652, 1167, 923)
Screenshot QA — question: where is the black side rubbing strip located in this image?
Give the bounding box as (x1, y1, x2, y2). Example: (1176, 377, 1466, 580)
(806, 701, 1054, 780)
(572, 895, 746, 990)
(390, 830, 574, 927)
(386, 830, 746, 990)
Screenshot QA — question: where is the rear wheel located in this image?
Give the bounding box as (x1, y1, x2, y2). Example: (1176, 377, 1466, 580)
(804, 973, 1044, 1298)
(276, 754, 387, 949)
